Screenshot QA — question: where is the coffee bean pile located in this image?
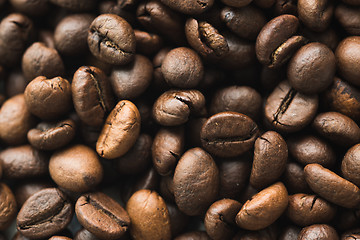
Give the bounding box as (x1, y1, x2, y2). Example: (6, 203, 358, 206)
(0, 0, 359, 239)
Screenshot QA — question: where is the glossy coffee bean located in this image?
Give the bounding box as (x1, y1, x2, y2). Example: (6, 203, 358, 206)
(17, 188, 73, 239)
(10, 0, 49, 16)
(24, 76, 72, 120)
(134, 30, 163, 56)
(236, 182, 288, 230)
(126, 189, 171, 240)
(287, 42, 336, 94)
(201, 112, 259, 158)
(76, 192, 130, 240)
(88, 14, 135, 65)
(204, 199, 242, 240)
(335, 4, 360, 36)
(160, 0, 214, 15)
(304, 163, 360, 208)
(264, 81, 318, 133)
(298, 224, 339, 240)
(298, 0, 334, 32)
(286, 194, 336, 226)
(0, 183, 17, 230)
(72, 66, 115, 128)
(312, 112, 360, 147)
(250, 131, 288, 189)
(14, 181, 52, 207)
(342, 144, 360, 187)
(49, 145, 103, 192)
(96, 100, 141, 159)
(173, 148, 219, 216)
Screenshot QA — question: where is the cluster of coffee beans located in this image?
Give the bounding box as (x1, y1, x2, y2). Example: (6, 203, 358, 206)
(0, 0, 360, 239)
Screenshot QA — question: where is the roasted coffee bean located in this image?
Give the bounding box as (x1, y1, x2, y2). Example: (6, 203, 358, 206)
(335, 4, 360, 36)
(286, 194, 336, 226)
(22, 42, 65, 82)
(201, 112, 259, 157)
(72, 66, 115, 128)
(167, 203, 189, 237)
(54, 14, 94, 56)
(279, 225, 301, 240)
(5, 70, 27, 98)
(287, 42, 336, 94)
(312, 112, 360, 147)
(49, 0, 96, 11)
(159, 175, 175, 202)
(342, 144, 360, 187)
(287, 134, 336, 168)
(264, 81, 318, 133)
(0, 183, 17, 230)
(273, 0, 298, 15)
(152, 90, 206, 126)
(27, 119, 75, 151)
(298, 224, 339, 240)
(304, 163, 360, 208)
(126, 189, 171, 240)
(236, 182, 288, 230)
(173, 148, 219, 216)
(134, 30, 163, 56)
(298, 0, 334, 32)
(256, 14, 306, 68)
(24, 76, 72, 120)
(17, 188, 73, 239)
(88, 14, 135, 65)
(282, 162, 311, 194)
(152, 127, 184, 176)
(110, 54, 153, 99)
(250, 131, 288, 189)
(160, 0, 214, 15)
(0, 94, 36, 146)
(10, 0, 49, 16)
(302, 27, 339, 51)
(75, 192, 130, 240)
(0, 145, 48, 179)
(96, 100, 141, 159)
(204, 199, 242, 240)
(14, 181, 52, 207)
(49, 145, 103, 192)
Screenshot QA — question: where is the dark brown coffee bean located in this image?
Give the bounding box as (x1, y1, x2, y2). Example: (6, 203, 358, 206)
(5, 70, 27, 98)
(24, 76, 72, 120)
(9, 0, 49, 16)
(27, 119, 75, 151)
(325, 77, 360, 121)
(282, 161, 311, 194)
(335, 36, 360, 87)
(221, 0, 252, 7)
(298, 224, 339, 240)
(220, 6, 266, 40)
(0, 145, 48, 179)
(152, 127, 184, 176)
(22, 42, 65, 82)
(17, 188, 73, 239)
(312, 112, 360, 147)
(152, 90, 206, 126)
(0, 94, 36, 145)
(159, 175, 175, 202)
(159, 0, 214, 15)
(342, 144, 360, 187)
(76, 192, 130, 240)
(14, 181, 52, 207)
(287, 42, 336, 94)
(304, 163, 360, 208)
(88, 14, 135, 65)
(301, 28, 339, 51)
(174, 231, 211, 240)
(273, 0, 298, 15)
(173, 148, 219, 216)
(204, 199, 242, 240)
(236, 182, 288, 230)
(54, 14, 94, 56)
(166, 203, 189, 237)
(201, 112, 259, 158)
(110, 54, 153, 99)
(264, 81, 318, 133)
(72, 66, 115, 127)
(210, 86, 262, 120)
(298, 0, 334, 32)
(287, 135, 336, 168)
(49, 144, 103, 192)
(335, 4, 360, 36)
(0, 183, 17, 230)
(250, 131, 288, 189)
(126, 189, 171, 240)
(49, 0, 96, 11)
(286, 194, 336, 226)
(96, 100, 141, 159)
(134, 30, 163, 56)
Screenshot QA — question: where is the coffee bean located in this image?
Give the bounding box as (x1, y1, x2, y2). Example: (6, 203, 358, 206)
(134, 30, 163, 56)
(72, 66, 115, 128)
(335, 4, 360, 36)
(273, 0, 298, 15)
(10, 0, 49, 16)
(5, 70, 27, 98)
(201, 112, 259, 157)
(342, 144, 360, 187)
(173, 148, 219, 216)
(279, 225, 301, 240)
(17, 188, 73, 239)
(302, 27, 339, 51)
(0, 183, 17, 230)
(167, 203, 189, 237)
(49, 0, 96, 11)
(88, 14, 135, 65)
(96, 100, 141, 159)
(235, 182, 288, 231)
(14, 181, 52, 207)
(283, 161, 311, 194)
(298, 0, 334, 32)
(49, 144, 103, 192)
(304, 163, 360, 208)
(75, 192, 130, 240)
(160, 0, 214, 15)
(298, 224, 339, 240)
(126, 189, 171, 240)
(74, 228, 101, 240)
(250, 131, 288, 189)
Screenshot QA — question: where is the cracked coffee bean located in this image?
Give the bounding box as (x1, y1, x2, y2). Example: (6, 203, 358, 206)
(17, 188, 73, 239)
(76, 192, 130, 240)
